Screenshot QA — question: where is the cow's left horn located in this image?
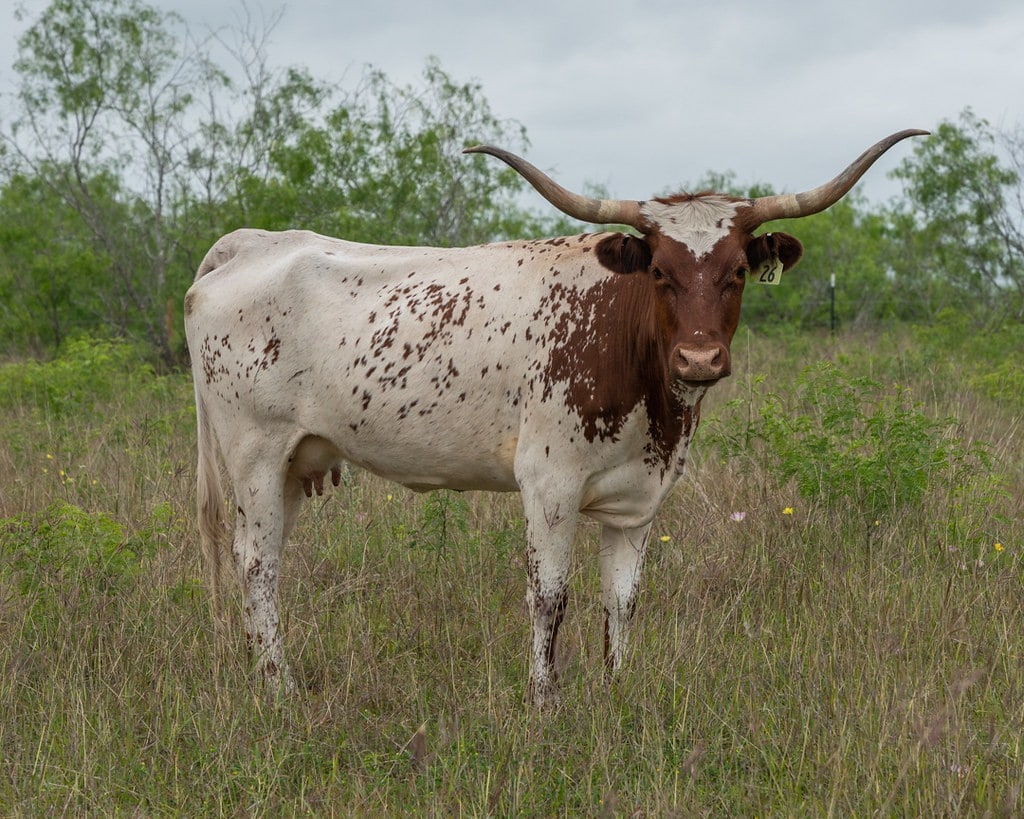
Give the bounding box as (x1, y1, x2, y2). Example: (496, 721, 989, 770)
(464, 145, 644, 229)
(750, 129, 929, 223)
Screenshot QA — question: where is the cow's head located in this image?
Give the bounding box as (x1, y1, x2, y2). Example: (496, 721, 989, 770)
(466, 130, 926, 388)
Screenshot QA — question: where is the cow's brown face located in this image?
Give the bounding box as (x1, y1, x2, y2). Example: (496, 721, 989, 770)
(596, 225, 803, 388)
(659, 230, 803, 386)
(652, 234, 746, 386)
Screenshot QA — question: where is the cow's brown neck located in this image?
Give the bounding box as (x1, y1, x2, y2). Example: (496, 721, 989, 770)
(540, 271, 692, 473)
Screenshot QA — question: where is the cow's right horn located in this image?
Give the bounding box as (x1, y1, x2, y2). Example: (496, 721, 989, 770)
(464, 145, 644, 229)
(750, 129, 929, 223)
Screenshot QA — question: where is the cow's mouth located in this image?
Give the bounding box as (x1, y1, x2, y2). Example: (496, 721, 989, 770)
(677, 377, 721, 392)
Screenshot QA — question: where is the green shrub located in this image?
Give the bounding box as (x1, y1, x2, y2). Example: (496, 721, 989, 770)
(0, 336, 155, 417)
(705, 360, 997, 519)
(414, 491, 470, 552)
(0, 501, 166, 600)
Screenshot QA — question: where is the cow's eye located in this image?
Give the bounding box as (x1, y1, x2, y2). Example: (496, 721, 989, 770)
(651, 267, 665, 281)
(736, 266, 749, 280)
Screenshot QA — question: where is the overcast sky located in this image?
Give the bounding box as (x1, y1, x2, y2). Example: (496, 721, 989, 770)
(3, 0, 1023, 207)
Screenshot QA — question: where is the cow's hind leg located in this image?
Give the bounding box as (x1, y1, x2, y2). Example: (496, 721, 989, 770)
(599, 523, 652, 676)
(229, 452, 298, 695)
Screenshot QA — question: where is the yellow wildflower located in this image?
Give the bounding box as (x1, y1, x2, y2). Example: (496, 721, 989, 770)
(782, 507, 794, 515)
(995, 542, 1004, 553)
(659, 535, 671, 543)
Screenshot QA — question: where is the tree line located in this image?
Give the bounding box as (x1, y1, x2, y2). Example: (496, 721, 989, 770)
(1, 0, 1022, 364)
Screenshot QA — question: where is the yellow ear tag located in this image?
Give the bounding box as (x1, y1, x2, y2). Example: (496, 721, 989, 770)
(753, 256, 784, 286)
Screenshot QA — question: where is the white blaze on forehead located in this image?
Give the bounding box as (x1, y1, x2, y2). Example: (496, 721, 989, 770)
(641, 196, 743, 259)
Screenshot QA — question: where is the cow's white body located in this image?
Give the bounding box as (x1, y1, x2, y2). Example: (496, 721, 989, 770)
(187, 228, 701, 704)
(190, 229, 696, 508)
(186, 132, 924, 706)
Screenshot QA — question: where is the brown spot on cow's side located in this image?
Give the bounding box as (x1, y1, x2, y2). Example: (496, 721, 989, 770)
(262, 336, 281, 366)
(184, 291, 196, 316)
(541, 275, 684, 472)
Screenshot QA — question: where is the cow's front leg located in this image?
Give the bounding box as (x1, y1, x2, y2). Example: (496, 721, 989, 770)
(599, 523, 652, 676)
(520, 489, 578, 708)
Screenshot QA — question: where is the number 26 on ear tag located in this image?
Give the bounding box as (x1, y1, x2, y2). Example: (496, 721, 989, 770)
(753, 256, 784, 286)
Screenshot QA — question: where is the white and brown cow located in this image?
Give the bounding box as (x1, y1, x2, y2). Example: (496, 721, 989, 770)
(185, 129, 926, 706)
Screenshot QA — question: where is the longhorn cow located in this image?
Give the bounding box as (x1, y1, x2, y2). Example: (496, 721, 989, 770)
(185, 129, 926, 706)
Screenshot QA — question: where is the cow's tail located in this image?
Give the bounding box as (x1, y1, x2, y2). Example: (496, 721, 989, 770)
(194, 373, 228, 625)
(191, 238, 236, 626)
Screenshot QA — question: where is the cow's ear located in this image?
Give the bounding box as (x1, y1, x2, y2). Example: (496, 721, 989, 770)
(596, 233, 653, 275)
(747, 232, 803, 272)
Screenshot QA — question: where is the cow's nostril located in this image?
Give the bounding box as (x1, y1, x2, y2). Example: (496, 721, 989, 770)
(674, 343, 729, 382)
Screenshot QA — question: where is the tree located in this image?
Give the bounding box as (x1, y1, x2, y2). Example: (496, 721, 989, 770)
(1, 1, 559, 362)
(887, 109, 1023, 318)
(2, 0, 233, 361)
(214, 57, 565, 247)
(0, 170, 115, 352)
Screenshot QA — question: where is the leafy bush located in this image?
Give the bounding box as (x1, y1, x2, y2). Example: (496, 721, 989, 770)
(901, 311, 1024, 406)
(0, 501, 170, 601)
(0, 336, 155, 417)
(705, 360, 996, 519)
(414, 491, 470, 552)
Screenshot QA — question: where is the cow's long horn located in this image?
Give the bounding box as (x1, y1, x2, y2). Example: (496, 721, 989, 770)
(750, 129, 929, 223)
(464, 145, 643, 229)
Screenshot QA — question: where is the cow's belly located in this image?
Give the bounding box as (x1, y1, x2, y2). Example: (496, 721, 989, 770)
(341, 432, 521, 493)
(261, 342, 526, 493)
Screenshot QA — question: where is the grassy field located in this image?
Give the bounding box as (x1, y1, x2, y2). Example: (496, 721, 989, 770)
(0, 325, 1021, 816)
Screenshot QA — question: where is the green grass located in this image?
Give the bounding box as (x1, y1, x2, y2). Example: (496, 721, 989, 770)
(0, 330, 1021, 815)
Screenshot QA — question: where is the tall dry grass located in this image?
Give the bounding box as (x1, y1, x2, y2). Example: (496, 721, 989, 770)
(0, 329, 1020, 815)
